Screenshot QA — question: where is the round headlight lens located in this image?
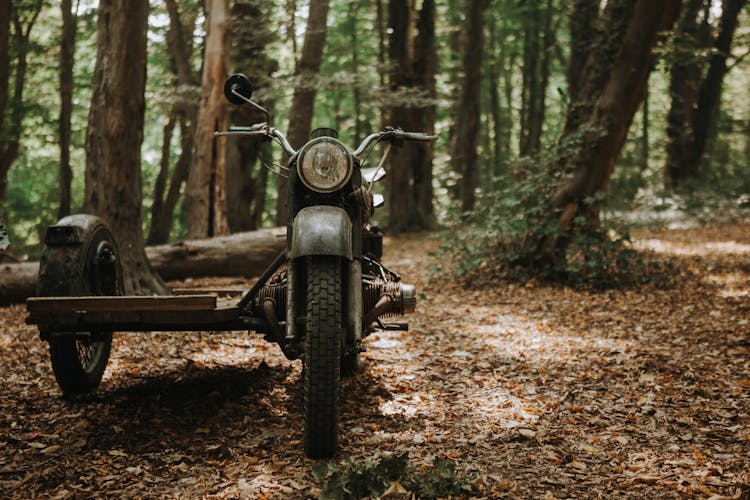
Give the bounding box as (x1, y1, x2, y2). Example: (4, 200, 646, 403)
(297, 137, 353, 193)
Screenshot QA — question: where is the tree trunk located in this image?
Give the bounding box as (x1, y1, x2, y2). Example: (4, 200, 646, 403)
(275, 0, 330, 226)
(679, 0, 747, 185)
(0, 1, 42, 218)
(641, 83, 649, 173)
(664, 0, 711, 189)
(0, 228, 287, 304)
(451, 0, 488, 212)
(410, 0, 437, 229)
(500, 22, 515, 168)
(487, 14, 503, 176)
(562, 0, 634, 138)
(565, 0, 599, 104)
(523, 0, 554, 157)
(149, 116, 194, 244)
(149, 113, 177, 242)
(0, 2, 10, 132)
(226, 0, 276, 233)
(148, 0, 200, 245)
(385, 0, 415, 233)
(385, 0, 438, 232)
(164, 0, 198, 88)
(226, 119, 268, 232)
(0, 1, 10, 220)
(185, 0, 230, 239)
(350, 0, 362, 146)
(546, 0, 680, 254)
(519, 1, 541, 157)
(58, 0, 76, 219)
(84, 0, 168, 295)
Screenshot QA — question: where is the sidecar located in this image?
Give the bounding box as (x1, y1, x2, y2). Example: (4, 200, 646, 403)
(25, 214, 275, 394)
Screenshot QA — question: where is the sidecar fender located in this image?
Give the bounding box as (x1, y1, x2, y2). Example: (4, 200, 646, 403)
(289, 206, 352, 260)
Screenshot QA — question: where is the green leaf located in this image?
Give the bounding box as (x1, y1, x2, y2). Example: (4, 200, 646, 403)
(0, 224, 9, 250)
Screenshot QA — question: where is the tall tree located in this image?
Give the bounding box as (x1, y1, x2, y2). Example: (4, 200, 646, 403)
(385, 0, 415, 232)
(565, 0, 600, 105)
(148, 0, 200, 244)
(58, 0, 77, 219)
(226, 0, 276, 232)
(539, 0, 680, 257)
(411, 0, 437, 229)
(451, 0, 488, 212)
(84, 0, 168, 294)
(486, 9, 508, 175)
(519, 0, 554, 157)
(386, 0, 437, 232)
(562, 0, 632, 137)
(667, 0, 748, 188)
(349, 0, 362, 146)
(185, 0, 231, 238)
(0, 0, 42, 220)
(0, 5, 12, 214)
(275, 0, 330, 225)
(663, 0, 709, 189)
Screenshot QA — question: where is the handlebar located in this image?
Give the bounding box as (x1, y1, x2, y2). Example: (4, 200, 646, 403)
(216, 125, 437, 158)
(353, 129, 438, 157)
(216, 124, 297, 156)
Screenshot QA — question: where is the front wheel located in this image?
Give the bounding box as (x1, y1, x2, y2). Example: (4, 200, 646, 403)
(303, 256, 342, 458)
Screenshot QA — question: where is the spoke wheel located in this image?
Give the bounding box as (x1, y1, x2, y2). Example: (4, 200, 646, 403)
(38, 215, 123, 395)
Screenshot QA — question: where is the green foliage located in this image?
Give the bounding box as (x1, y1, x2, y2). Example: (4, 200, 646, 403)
(440, 138, 675, 289)
(2, 0, 749, 256)
(0, 223, 9, 250)
(312, 453, 476, 499)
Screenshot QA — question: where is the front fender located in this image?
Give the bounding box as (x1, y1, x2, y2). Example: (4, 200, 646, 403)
(289, 206, 352, 260)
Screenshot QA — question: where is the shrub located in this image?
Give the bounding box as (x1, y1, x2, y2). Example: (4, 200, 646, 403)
(439, 156, 674, 290)
(312, 453, 476, 499)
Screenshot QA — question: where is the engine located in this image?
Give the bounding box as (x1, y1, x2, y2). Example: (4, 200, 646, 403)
(254, 259, 416, 333)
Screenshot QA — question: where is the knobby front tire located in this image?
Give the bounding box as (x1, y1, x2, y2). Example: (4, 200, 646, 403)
(303, 256, 342, 458)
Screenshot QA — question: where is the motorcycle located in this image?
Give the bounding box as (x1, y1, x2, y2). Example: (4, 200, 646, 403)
(220, 74, 437, 457)
(26, 73, 436, 459)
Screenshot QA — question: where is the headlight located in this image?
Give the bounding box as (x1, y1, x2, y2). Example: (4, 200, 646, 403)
(297, 137, 353, 193)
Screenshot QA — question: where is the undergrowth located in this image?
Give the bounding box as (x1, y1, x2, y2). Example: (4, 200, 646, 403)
(313, 453, 476, 499)
(437, 163, 676, 290)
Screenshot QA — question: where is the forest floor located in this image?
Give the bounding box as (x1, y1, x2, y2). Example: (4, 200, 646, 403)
(1, 223, 749, 499)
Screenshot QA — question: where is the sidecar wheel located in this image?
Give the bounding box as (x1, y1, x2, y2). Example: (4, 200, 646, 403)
(304, 256, 341, 458)
(37, 215, 124, 395)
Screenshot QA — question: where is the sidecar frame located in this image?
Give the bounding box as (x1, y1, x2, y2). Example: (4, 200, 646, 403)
(26, 294, 271, 339)
(26, 216, 276, 340)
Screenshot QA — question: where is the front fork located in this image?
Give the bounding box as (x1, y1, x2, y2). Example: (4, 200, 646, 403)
(284, 257, 362, 358)
(345, 259, 363, 355)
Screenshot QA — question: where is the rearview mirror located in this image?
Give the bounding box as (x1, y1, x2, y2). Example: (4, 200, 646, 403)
(224, 74, 253, 105)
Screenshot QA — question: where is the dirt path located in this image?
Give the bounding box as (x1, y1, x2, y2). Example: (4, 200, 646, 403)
(1, 225, 749, 498)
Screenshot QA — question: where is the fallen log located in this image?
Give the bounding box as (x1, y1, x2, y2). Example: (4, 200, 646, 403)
(0, 261, 39, 305)
(0, 227, 286, 305)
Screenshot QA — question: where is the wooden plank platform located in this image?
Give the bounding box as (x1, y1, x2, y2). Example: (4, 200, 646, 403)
(171, 288, 246, 298)
(26, 307, 242, 330)
(27, 294, 217, 314)
(24, 294, 271, 334)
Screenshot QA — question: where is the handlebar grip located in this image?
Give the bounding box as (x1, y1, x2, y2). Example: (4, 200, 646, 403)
(392, 131, 438, 142)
